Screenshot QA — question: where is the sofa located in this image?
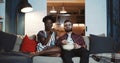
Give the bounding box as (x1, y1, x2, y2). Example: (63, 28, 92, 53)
(0, 31, 116, 63)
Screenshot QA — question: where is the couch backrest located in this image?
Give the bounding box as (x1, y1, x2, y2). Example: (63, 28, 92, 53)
(13, 35, 91, 52)
(13, 33, 105, 52)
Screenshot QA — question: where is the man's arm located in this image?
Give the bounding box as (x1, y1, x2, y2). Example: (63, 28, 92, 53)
(73, 34, 86, 48)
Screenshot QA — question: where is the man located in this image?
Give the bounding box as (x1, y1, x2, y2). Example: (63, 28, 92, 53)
(57, 20, 89, 63)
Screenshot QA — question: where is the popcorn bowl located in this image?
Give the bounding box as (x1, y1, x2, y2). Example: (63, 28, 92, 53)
(62, 43, 74, 50)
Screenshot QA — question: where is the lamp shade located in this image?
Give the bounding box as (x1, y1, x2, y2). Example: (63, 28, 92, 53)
(60, 7, 67, 13)
(21, 1, 33, 13)
(50, 6, 57, 13)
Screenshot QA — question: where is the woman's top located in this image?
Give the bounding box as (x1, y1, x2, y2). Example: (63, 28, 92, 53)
(37, 30, 56, 52)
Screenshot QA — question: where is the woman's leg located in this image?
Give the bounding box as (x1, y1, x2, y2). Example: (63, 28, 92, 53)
(31, 46, 61, 56)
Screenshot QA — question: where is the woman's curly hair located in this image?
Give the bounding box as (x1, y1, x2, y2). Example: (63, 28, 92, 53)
(43, 15, 56, 23)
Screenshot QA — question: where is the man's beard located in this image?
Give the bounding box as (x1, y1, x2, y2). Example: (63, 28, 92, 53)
(65, 29, 72, 32)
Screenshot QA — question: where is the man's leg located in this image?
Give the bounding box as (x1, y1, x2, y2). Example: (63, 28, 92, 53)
(74, 47, 89, 63)
(61, 50, 74, 63)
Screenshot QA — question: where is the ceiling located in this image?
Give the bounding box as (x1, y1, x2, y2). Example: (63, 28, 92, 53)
(47, 0, 85, 14)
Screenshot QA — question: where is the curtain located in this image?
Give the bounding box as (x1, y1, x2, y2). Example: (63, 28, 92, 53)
(107, 0, 120, 51)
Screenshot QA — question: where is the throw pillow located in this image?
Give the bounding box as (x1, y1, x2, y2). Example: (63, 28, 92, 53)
(20, 35, 37, 53)
(82, 33, 105, 50)
(0, 31, 17, 52)
(12, 35, 23, 52)
(90, 34, 115, 54)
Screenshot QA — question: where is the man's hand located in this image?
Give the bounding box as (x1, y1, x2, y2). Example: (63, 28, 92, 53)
(61, 40, 68, 45)
(74, 43, 81, 49)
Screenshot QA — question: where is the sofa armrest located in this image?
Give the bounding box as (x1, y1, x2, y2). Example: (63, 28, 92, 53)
(82, 36, 90, 50)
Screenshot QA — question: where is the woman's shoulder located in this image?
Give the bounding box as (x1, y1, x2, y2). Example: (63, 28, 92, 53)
(37, 30, 46, 37)
(38, 30, 45, 34)
(39, 30, 45, 33)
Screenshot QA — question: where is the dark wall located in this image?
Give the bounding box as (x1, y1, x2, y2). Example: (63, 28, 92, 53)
(5, 0, 25, 35)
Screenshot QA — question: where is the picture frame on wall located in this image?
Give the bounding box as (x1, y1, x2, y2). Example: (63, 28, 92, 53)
(0, 0, 4, 3)
(0, 22, 3, 31)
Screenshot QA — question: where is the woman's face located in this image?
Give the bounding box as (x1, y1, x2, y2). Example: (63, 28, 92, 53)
(45, 19, 53, 30)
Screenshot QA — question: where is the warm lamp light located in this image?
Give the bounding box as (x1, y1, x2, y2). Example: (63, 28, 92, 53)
(21, 0, 33, 13)
(50, 6, 57, 13)
(60, 7, 67, 13)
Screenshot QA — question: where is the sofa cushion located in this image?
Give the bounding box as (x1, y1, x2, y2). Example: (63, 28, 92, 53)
(90, 34, 115, 54)
(33, 56, 80, 63)
(0, 52, 32, 63)
(12, 35, 23, 52)
(20, 35, 37, 52)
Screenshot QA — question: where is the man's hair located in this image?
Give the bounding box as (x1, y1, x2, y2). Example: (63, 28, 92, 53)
(43, 15, 56, 23)
(64, 19, 73, 24)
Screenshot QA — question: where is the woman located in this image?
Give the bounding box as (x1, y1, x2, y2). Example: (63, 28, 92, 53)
(32, 15, 61, 56)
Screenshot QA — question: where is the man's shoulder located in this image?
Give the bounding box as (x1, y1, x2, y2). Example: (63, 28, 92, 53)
(58, 34, 67, 39)
(72, 33, 82, 37)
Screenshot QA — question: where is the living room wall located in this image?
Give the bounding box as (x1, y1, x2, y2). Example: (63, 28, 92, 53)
(24, 0, 47, 35)
(5, 0, 46, 35)
(5, 0, 107, 35)
(0, 0, 5, 31)
(85, 0, 107, 36)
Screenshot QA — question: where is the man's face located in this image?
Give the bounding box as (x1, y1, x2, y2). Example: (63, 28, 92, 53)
(64, 22, 73, 32)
